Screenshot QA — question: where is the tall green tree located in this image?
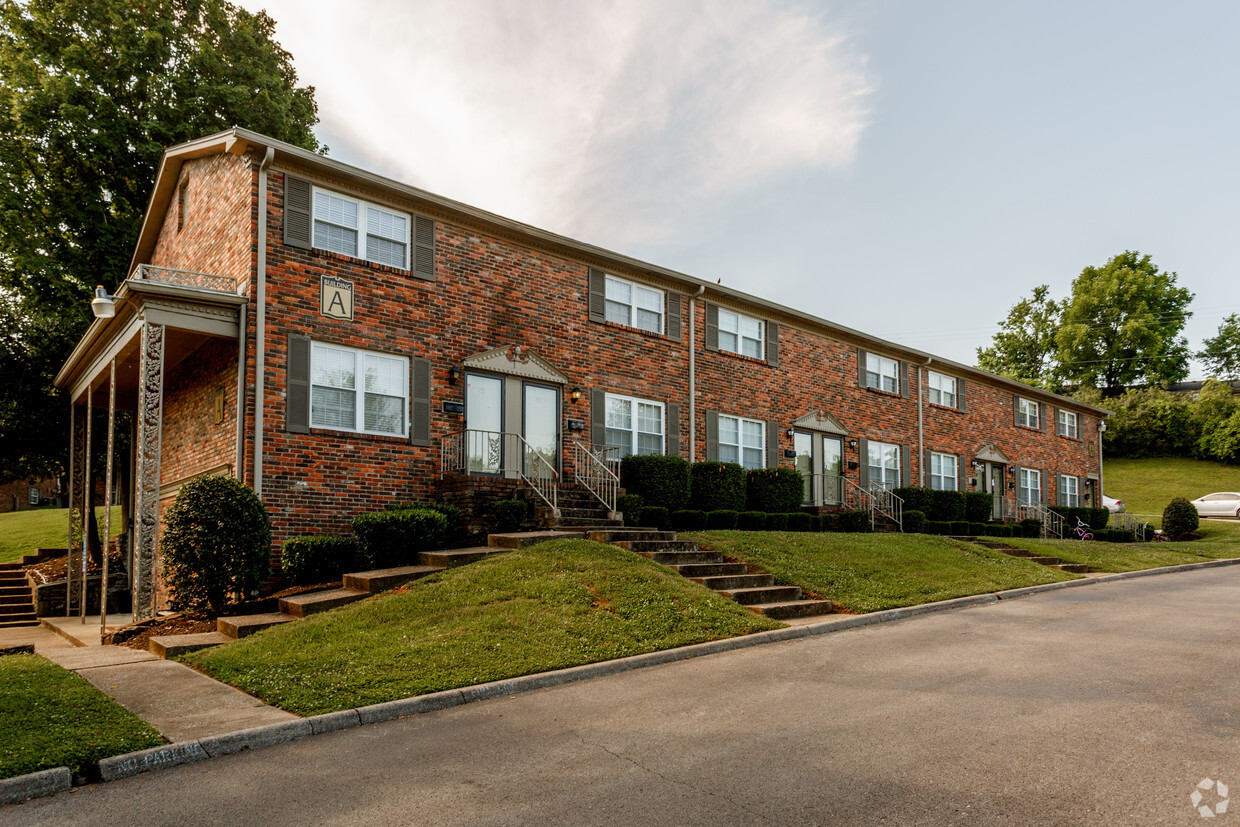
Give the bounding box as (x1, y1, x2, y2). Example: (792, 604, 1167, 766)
(1199, 314, 1240, 380)
(975, 284, 1063, 389)
(1055, 251, 1193, 396)
(0, 0, 322, 482)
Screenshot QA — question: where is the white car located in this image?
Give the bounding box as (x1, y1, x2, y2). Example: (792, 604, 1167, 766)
(1102, 494, 1125, 513)
(1190, 492, 1240, 518)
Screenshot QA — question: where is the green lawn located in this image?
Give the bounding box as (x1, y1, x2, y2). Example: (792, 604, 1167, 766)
(982, 521, 1239, 573)
(0, 654, 163, 779)
(1104, 457, 1240, 521)
(0, 506, 122, 564)
(682, 530, 1074, 614)
(181, 539, 781, 716)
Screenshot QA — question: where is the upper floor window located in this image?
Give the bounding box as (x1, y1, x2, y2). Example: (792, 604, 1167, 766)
(867, 440, 901, 489)
(604, 275, 664, 334)
(927, 371, 956, 408)
(1059, 474, 1079, 507)
(1019, 468, 1042, 504)
(929, 452, 957, 491)
(866, 354, 900, 394)
(1017, 397, 1040, 429)
(719, 415, 765, 470)
(718, 308, 764, 359)
(313, 187, 409, 269)
(1057, 409, 1079, 438)
(311, 342, 408, 436)
(604, 393, 664, 457)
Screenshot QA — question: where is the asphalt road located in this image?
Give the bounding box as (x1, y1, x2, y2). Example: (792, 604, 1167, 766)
(10, 567, 1240, 825)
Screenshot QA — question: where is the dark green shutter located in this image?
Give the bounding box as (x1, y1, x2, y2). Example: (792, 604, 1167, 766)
(286, 334, 311, 433)
(704, 304, 719, 352)
(410, 358, 431, 446)
(588, 269, 606, 323)
(857, 349, 868, 389)
(413, 216, 435, 281)
(284, 177, 312, 250)
(765, 321, 779, 366)
(901, 444, 910, 485)
(956, 454, 965, 492)
(666, 403, 680, 457)
(900, 362, 910, 399)
(705, 411, 719, 461)
(857, 438, 869, 488)
(591, 389, 606, 448)
(767, 420, 780, 468)
(1043, 468, 1050, 502)
(666, 292, 682, 342)
(1012, 394, 1020, 427)
(924, 449, 932, 488)
(957, 378, 967, 412)
(1042, 403, 1050, 433)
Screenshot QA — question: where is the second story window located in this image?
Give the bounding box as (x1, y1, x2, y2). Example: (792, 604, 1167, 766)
(866, 354, 900, 394)
(1057, 409, 1079, 438)
(718, 308, 764, 359)
(1019, 468, 1042, 504)
(1016, 397, 1040, 429)
(310, 342, 408, 437)
(604, 275, 664, 334)
(927, 371, 956, 407)
(718, 415, 765, 470)
(313, 187, 409, 269)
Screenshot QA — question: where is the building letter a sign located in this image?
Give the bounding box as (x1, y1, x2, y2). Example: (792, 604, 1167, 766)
(320, 275, 355, 321)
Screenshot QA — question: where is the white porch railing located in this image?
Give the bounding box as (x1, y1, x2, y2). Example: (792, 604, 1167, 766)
(797, 473, 847, 509)
(1018, 501, 1063, 539)
(571, 441, 620, 517)
(1109, 511, 1149, 540)
(135, 264, 238, 293)
(440, 429, 559, 516)
(869, 484, 904, 531)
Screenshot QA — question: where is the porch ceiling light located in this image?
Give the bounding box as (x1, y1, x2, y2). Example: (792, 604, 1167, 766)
(90, 285, 119, 319)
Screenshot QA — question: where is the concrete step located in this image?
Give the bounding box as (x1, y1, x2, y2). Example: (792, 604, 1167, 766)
(976, 542, 1013, 549)
(422, 547, 509, 568)
(555, 516, 624, 528)
(672, 562, 750, 578)
(488, 532, 585, 549)
(639, 550, 725, 566)
(750, 600, 837, 620)
(1055, 563, 1091, 573)
(0, 562, 20, 571)
(279, 587, 369, 618)
(586, 529, 676, 543)
(0, 611, 37, 623)
(1028, 556, 1061, 566)
(217, 612, 295, 639)
(149, 632, 231, 658)
(719, 585, 804, 605)
(0, 593, 33, 605)
(0, 618, 39, 628)
(691, 573, 775, 591)
(998, 548, 1033, 558)
(343, 565, 441, 594)
(556, 507, 612, 518)
(0, 586, 29, 597)
(621, 540, 702, 554)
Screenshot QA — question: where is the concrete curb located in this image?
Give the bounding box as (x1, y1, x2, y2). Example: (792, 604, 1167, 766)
(10, 555, 1240, 805)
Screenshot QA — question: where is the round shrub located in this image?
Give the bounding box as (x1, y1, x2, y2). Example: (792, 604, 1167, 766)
(964, 492, 992, 523)
(929, 490, 966, 522)
(672, 509, 707, 532)
(785, 512, 811, 532)
(352, 508, 448, 568)
(706, 510, 738, 530)
(160, 475, 272, 614)
(1162, 497, 1200, 536)
(494, 499, 527, 533)
(690, 462, 747, 512)
(838, 510, 871, 533)
(737, 511, 767, 531)
(617, 493, 644, 527)
(902, 510, 927, 534)
(281, 535, 356, 585)
(765, 513, 789, 531)
(746, 468, 804, 513)
(620, 455, 691, 511)
(638, 506, 670, 531)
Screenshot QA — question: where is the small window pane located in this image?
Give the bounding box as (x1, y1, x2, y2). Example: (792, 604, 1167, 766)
(312, 387, 356, 430)
(605, 278, 630, 304)
(742, 337, 762, 359)
(719, 310, 740, 335)
(637, 433, 662, 455)
(367, 235, 406, 268)
(315, 192, 358, 227)
(364, 355, 404, 396)
(605, 301, 630, 326)
(364, 393, 404, 434)
(635, 286, 662, 312)
(637, 403, 662, 435)
(314, 222, 358, 257)
(719, 444, 740, 464)
(313, 346, 355, 389)
(606, 398, 632, 430)
(635, 308, 661, 333)
(719, 416, 739, 445)
(367, 207, 406, 241)
(719, 331, 739, 352)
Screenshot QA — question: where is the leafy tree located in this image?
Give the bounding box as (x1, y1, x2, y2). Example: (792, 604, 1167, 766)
(1199, 314, 1240, 381)
(0, 0, 322, 485)
(1055, 251, 1193, 396)
(976, 285, 1063, 389)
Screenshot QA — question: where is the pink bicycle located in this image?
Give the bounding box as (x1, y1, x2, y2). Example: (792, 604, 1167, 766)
(1074, 517, 1093, 541)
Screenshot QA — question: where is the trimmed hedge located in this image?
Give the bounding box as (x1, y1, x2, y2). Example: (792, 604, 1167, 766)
(1050, 506, 1109, 531)
(894, 487, 934, 516)
(639, 506, 670, 531)
(746, 467, 804, 513)
(929, 490, 966, 522)
(386, 501, 462, 544)
(672, 509, 707, 532)
(1020, 518, 1042, 538)
(808, 514, 823, 532)
(926, 520, 951, 535)
(690, 462, 747, 512)
(738, 511, 767, 531)
(968, 522, 988, 536)
(280, 535, 356, 586)
(820, 513, 837, 532)
(786, 512, 811, 532)
(494, 499, 526, 533)
(352, 507, 447, 568)
(617, 493, 644, 527)
(950, 520, 970, 535)
(964, 492, 992, 523)
(620, 454, 691, 511)
(1092, 528, 1134, 543)
(838, 510, 871, 532)
(706, 509, 738, 530)
(902, 510, 927, 534)
(765, 513, 789, 531)
(1163, 497, 1200, 536)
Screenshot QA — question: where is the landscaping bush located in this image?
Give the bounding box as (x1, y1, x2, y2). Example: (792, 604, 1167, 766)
(620, 455, 691, 511)
(617, 493, 644, 527)
(968, 522, 988, 536)
(1020, 518, 1042, 538)
(281, 535, 356, 586)
(950, 520, 970, 535)
(385, 501, 462, 546)
(765, 513, 789, 531)
(820, 513, 837, 532)
(746, 467, 804, 513)
(926, 521, 952, 535)
(928, 490, 966, 522)
(493, 499, 527, 533)
(894, 487, 933, 516)
(352, 507, 448, 568)
(902, 510, 927, 534)
(838, 510, 871, 533)
(1050, 506, 1109, 531)
(988, 524, 1011, 538)
(1162, 497, 1200, 536)
(737, 511, 767, 531)
(160, 475, 272, 614)
(964, 492, 992, 523)
(808, 514, 823, 532)
(706, 510, 739, 530)
(785, 512, 811, 532)
(638, 506, 670, 531)
(672, 509, 708, 532)
(690, 462, 747, 512)
(1138, 523, 1156, 542)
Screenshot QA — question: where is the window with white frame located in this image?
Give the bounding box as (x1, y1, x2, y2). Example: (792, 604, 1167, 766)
(929, 452, 957, 491)
(1059, 474, 1079, 507)
(604, 394, 664, 457)
(1019, 468, 1042, 504)
(867, 440, 901, 489)
(927, 371, 956, 407)
(718, 415, 765, 470)
(718, 308, 764, 359)
(312, 187, 409, 269)
(310, 342, 408, 436)
(1017, 397, 1040, 429)
(866, 354, 900, 394)
(604, 275, 663, 334)
(1057, 409, 1079, 438)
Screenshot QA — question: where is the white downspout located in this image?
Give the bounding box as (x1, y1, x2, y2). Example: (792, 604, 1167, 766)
(918, 357, 931, 486)
(254, 147, 275, 497)
(1098, 420, 1107, 505)
(688, 284, 706, 462)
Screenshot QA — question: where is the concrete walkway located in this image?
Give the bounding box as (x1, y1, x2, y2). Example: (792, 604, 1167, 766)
(7, 616, 297, 743)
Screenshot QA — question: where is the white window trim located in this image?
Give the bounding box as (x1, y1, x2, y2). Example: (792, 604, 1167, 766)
(603, 393, 665, 457)
(604, 274, 664, 334)
(718, 414, 766, 470)
(310, 342, 409, 438)
(929, 451, 957, 491)
(866, 354, 900, 394)
(867, 440, 902, 489)
(1019, 468, 1042, 505)
(1017, 398, 1040, 429)
(1057, 409, 1079, 439)
(1059, 474, 1079, 507)
(717, 307, 765, 359)
(927, 371, 956, 408)
(312, 186, 410, 269)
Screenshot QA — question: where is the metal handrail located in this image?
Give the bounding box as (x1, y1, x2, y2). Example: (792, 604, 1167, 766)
(1018, 500, 1063, 539)
(796, 472, 847, 508)
(135, 264, 238, 293)
(868, 483, 904, 531)
(571, 441, 620, 517)
(840, 477, 873, 516)
(439, 429, 559, 516)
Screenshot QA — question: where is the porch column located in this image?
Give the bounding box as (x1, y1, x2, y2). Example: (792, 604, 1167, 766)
(133, 321, 165, 622)
(66, 403, 84, 617)
(100, 359, 116, 634)
(81, 385, 92, 621)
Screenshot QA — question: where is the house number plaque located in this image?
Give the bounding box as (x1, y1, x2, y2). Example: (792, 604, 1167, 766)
(320, 275, 355, 321)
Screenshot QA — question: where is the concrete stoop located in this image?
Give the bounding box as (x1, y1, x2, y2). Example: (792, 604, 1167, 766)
(0, 563, 37, 628)
(953, 536, 1091, 574)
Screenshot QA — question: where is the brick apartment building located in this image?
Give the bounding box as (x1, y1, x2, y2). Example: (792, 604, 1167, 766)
(54, 128, 1109, 617)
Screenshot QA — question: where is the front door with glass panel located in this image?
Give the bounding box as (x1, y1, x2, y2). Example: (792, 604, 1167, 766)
(465, 374, 504, 473)
(981, 462, 1004, 519)
(523, 384, 559, 476)
(794, 432, 844, 506)
(822, 436, 843, 504)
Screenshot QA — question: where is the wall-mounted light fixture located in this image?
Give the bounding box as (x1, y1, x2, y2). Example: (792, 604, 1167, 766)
(785, 428, 795, 439)
(570, 387, 582, 403)
(447, 366, 462, 385)
(90, 285, 130, 319)
(847, 439, 857, 450)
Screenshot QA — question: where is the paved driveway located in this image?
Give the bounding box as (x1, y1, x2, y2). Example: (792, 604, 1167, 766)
(10, 567, 1240, 825)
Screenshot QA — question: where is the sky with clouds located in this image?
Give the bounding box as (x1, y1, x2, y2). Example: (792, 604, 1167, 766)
(237, 0, 1239, 376)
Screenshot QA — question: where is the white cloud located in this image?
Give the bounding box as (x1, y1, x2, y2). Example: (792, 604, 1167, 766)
(241, 0, 874, 245)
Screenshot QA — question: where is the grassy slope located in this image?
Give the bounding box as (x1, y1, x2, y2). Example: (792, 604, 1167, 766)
(1104, 457, 1240, 520)
(0, 654, 163, 779)
(684, 531, 1073, 614)
(0, 506, 123, 564)
(181, 540, 781, 716)
(999, 520, 1240, 572)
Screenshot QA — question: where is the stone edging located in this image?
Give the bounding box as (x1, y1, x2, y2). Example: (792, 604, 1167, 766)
(6, 555, 1239, 806)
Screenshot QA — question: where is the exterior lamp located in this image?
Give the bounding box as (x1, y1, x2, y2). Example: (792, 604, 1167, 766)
(847, 439, 857, 450)
(448, 366, 462, 385)
(90, 286, 121, 319)
(785, 428, 794, 439)
(570, 387, 582, 403)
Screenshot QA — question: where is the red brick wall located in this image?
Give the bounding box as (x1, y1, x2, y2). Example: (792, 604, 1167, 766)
(149, 153, 253, 286)
(160, 337, 238, 486)
(0, 478, 62, 513)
